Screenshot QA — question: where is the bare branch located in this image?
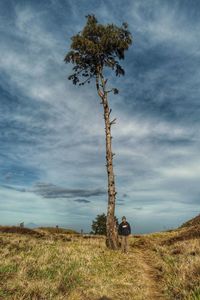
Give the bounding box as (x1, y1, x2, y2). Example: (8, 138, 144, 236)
(110, 118, 117, 126)
(105, 88, 119, 94)
(105, 89, 113, 94)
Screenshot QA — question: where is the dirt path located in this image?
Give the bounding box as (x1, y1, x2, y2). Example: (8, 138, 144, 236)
(121, 246, 166, 300)
(135, 249, 165, 299)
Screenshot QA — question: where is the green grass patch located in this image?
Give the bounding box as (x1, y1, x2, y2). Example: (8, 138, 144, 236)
(0, 264, 18, 274)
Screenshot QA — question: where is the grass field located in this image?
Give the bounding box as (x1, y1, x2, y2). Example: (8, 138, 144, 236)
(0, 225, 199, 300)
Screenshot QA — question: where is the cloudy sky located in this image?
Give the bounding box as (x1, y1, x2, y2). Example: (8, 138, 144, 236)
(0, 0, 200, 233)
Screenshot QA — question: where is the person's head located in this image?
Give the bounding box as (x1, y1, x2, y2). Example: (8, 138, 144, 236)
(122, 216, 126, 223)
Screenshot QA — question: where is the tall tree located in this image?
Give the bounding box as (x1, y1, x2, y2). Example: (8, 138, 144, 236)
(91, 213, 119, 235)
(64, 15, 132, 249)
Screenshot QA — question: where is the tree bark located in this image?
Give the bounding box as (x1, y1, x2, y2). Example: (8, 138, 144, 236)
(96, 73, 119, 250)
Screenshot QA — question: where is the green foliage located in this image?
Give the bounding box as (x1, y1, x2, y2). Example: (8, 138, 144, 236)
(91, 213, 118, 235)
(64, 15, 132, 86)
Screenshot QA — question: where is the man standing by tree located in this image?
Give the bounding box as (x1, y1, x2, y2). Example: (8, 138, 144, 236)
(118, 216, 131, 253)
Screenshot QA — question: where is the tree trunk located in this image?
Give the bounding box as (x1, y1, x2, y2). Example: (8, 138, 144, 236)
(96, 73, 119, 250)
(104, 96, 119, 249)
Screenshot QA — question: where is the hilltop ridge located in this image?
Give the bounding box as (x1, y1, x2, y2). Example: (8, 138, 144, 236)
(181, 213, 200, 228)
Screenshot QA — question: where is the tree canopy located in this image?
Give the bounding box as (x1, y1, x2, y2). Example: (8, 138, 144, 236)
(64, 15, 132, 86)
(91, 213, 119, 235)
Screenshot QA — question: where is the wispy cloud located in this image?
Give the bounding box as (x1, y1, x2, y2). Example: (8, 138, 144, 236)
(74, 199, 91, 203)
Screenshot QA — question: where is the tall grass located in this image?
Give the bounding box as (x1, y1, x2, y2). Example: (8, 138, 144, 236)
(0, 234, 147, 300)
(0, 227, 199, 300)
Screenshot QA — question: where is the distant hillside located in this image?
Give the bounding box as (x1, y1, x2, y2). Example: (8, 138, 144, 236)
(0, 226, 78, 236)
(180, 213, 200, 228)
(0, 226, 42, 237)
(26, 222, 38, 228)
(37, 227, 78, 235)
(162, 213, 200, 244)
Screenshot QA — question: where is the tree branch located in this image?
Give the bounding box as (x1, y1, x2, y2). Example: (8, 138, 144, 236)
(110, 118, 117, 126)
(105, 89, 113, 94)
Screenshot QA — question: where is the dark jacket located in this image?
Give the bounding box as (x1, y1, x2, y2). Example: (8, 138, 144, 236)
(118, 221, 131, 236)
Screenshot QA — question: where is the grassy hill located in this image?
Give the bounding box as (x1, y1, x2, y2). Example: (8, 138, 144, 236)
(0, 219, 199, 300)
(0, 226, 42, 236)
(181, 214, 200, 228)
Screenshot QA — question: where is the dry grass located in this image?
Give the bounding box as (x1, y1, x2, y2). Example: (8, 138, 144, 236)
(0, 225, 199, 300)
(37, 227, 78, 235)
(142, 230, 200, 300)
(158, 240, 200, 299)
(0, 233, 149, 300)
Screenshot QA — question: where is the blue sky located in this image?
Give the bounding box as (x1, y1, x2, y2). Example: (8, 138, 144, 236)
(0, 0, 200, 233)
